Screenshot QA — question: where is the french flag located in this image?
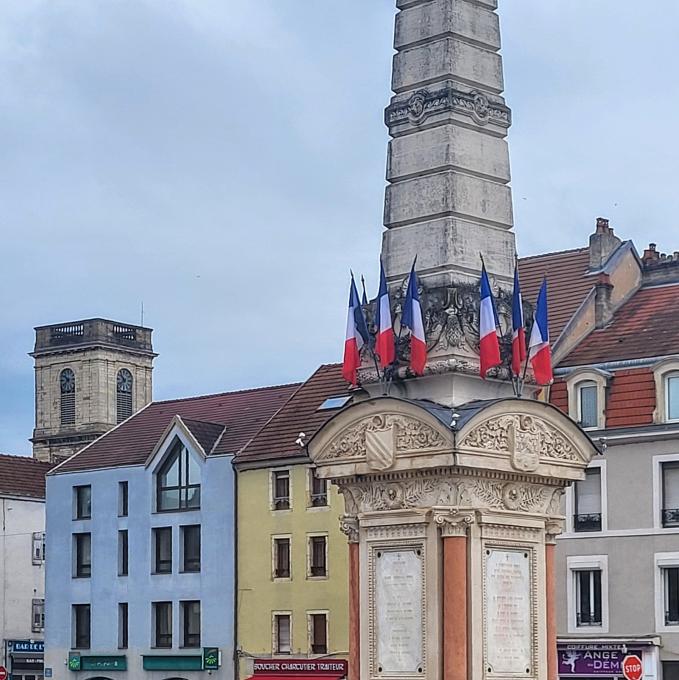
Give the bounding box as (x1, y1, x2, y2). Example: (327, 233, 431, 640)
(511, 266, 527, 376)
(342, 274, 369, 386)
(375, 261, 396, 368)
(529, 278, 553, 385)
(479, 263, 502, 378)
(402, 262, 427, 376)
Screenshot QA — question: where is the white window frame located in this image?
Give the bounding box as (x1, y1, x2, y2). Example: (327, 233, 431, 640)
(31, 598, 45, 633)
(307, 532, 329, 580)
(272, 611, 293, 655)
(655, 552, 679, 632)
(566, 555, 609, 634)
(653, 359, 679, 423)
(652, 454, 679, 530)
(307, 610, 329, 656)
(270, 467, 292, 512)
(272, 534, 292, 581)
(566, 368, 609, 430)
(32, 531, 46, 564)
(565, 459, 607, 534)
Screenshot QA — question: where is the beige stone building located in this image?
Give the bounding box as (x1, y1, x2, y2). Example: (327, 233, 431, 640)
(31, 318, 155, 461)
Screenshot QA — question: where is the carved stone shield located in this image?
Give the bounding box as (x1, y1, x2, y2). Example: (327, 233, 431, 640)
(509, 419, 540, 472)
(365, 423, 396, 471)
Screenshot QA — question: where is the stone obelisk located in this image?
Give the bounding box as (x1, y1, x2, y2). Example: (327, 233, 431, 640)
(383, 0, 515, 287)
(363, 0, 518, 403)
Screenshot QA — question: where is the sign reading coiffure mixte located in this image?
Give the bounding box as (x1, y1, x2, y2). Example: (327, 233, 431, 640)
(559, 649, 643, 676)
(253, 659, 348, 676)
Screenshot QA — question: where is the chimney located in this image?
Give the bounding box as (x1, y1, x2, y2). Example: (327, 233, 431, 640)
(642, 243, 660, 264)
(589, 217, 622, 271)
(594, 273, 614, 329)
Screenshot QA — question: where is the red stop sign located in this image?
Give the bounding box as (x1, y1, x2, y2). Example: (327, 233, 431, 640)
(623, 655, 643, 680)
(0, 665, 8, 680)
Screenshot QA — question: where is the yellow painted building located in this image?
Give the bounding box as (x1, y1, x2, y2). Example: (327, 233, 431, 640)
(233, 365, 351, 673)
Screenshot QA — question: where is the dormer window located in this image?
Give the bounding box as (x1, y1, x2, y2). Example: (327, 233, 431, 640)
(652, 360, 679, 423)
(578, 382, 598, 429)
(157, 439, 201, 512)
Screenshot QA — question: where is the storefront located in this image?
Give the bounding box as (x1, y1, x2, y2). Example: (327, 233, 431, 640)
(247, 658, 348, 680)
(4, 640, 44, 680)
(558, 639, 660, 680)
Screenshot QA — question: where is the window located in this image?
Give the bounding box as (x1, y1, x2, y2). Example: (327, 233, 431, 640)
(273, 470, 290, 510)
(575, 569, 602, 626)
(181, 601, 201, 648)
(317, 395, 351, 411)
(309, 536, 327, 578)
(32, 532, 45, 564)
(118, 530, 128, 576)
(118, 603, 128, 649)
(118, 481, 128, 517)
(116, 369, 133, 424)
(156, 440, 201, 512)
(274, 614, 292, 654)
(274, 537, 291, 579)
(578, 382, 598, 429)
(32, 599, 45, 633)
(667, 374, 679, 421)
(663, 462, 679, 527)
(181, 525, 201, 573)
(665, 567, 679, 625)
(309, 613, 327, 655)
(74, 533, 91, 578)
(73, 604, 91, 649)
(153, 527, 172, 574)
(74, 485, 91, 520)
(574, 468, 602, 532)
(309, 469, 328, 507)
(60, 368, 76, 425)
(153, 602, 172, 648)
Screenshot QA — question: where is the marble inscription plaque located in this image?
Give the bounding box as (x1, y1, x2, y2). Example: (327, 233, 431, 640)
(485, 549, 532, 675)
(375, 548, 424, 674)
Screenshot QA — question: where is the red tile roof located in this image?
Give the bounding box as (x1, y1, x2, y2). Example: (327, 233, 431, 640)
(234, 364, 350, 466)
(0, 454, 54, 499)
(561, 284, 679, 366)
(519, 248, 594, 341)
(53, 383, 300, 474)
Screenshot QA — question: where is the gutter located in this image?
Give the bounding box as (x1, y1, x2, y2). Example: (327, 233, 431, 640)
(555, 354, 679, 376)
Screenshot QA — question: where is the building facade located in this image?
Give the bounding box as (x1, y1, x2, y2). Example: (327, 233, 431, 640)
(31, 319, 156, 462)
(44, 384, 296, 680)
(233, 366, 351, 679)
(0, 454, 54, 680)
(520, 225, 679, 680)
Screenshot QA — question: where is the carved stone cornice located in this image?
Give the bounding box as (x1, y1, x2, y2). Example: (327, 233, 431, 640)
(385, 87, 512, 131)
(433, 509, 475, 538)
(339, 515, 360, 544)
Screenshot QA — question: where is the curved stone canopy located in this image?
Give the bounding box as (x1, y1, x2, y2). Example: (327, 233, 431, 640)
(308, 396, 599, 483)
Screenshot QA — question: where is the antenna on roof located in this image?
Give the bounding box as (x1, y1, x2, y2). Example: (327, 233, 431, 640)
(140, 301, 145, 328)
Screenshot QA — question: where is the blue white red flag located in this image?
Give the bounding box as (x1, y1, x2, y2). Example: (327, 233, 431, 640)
(402, 262, 427, 376)
(342, 274, 369, 385)
(479, 263, 502, 378)
(529, 278, 553, 385)
(375, 261, 396, 368)
(511, 265, 527, 376)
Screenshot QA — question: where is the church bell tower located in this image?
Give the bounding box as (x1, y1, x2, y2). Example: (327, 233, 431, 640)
(31, 318, 156, 462)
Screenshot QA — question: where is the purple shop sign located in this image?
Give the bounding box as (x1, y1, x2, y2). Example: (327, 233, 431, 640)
(558, 649, 643, 675)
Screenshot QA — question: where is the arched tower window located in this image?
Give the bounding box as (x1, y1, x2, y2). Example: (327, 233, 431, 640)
(116, 369, 133, 424)
(60, 368, 76, 425)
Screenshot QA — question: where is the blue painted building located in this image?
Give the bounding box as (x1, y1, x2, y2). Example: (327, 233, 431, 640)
(44, 385, 297, 680)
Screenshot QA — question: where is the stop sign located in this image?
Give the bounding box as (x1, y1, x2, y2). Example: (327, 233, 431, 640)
(0, 665, 8, 680)
(623, 655, 643, 680)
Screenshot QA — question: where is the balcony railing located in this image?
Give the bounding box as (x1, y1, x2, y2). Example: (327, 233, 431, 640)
(574, 513, 602, 532)
(577, 612, 602, 626)
(273, 496, 290, 511)
(663, 508, 679, 527)
(310, 492, 328, 507)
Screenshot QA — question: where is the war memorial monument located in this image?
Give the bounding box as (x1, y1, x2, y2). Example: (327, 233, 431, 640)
(310, 2, 598, 680)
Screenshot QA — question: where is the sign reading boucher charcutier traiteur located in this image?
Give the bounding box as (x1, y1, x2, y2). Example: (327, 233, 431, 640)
(375, 548, 424, 675)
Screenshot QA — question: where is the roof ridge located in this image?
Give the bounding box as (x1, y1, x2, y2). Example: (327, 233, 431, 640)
(519, 246, 589, 262)
(0, 453, 53, 466)
(152, 381, 302, 406)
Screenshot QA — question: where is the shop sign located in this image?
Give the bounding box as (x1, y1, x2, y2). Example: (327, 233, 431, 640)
(81, 656, 127, 671)
(558, 649, 644, 675)
(68, 653, 81, 672)
(7, 641, 44, 654)
(253, 659, 349, 676)
(142, 655, 203, 671)
(203, 648, 220, 670)
(45, 668, 53, 678)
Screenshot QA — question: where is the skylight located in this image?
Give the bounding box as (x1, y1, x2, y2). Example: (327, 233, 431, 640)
(317, 396, 351, 411)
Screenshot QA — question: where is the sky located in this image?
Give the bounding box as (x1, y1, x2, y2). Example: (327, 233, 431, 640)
(2, 0, 679, 455)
